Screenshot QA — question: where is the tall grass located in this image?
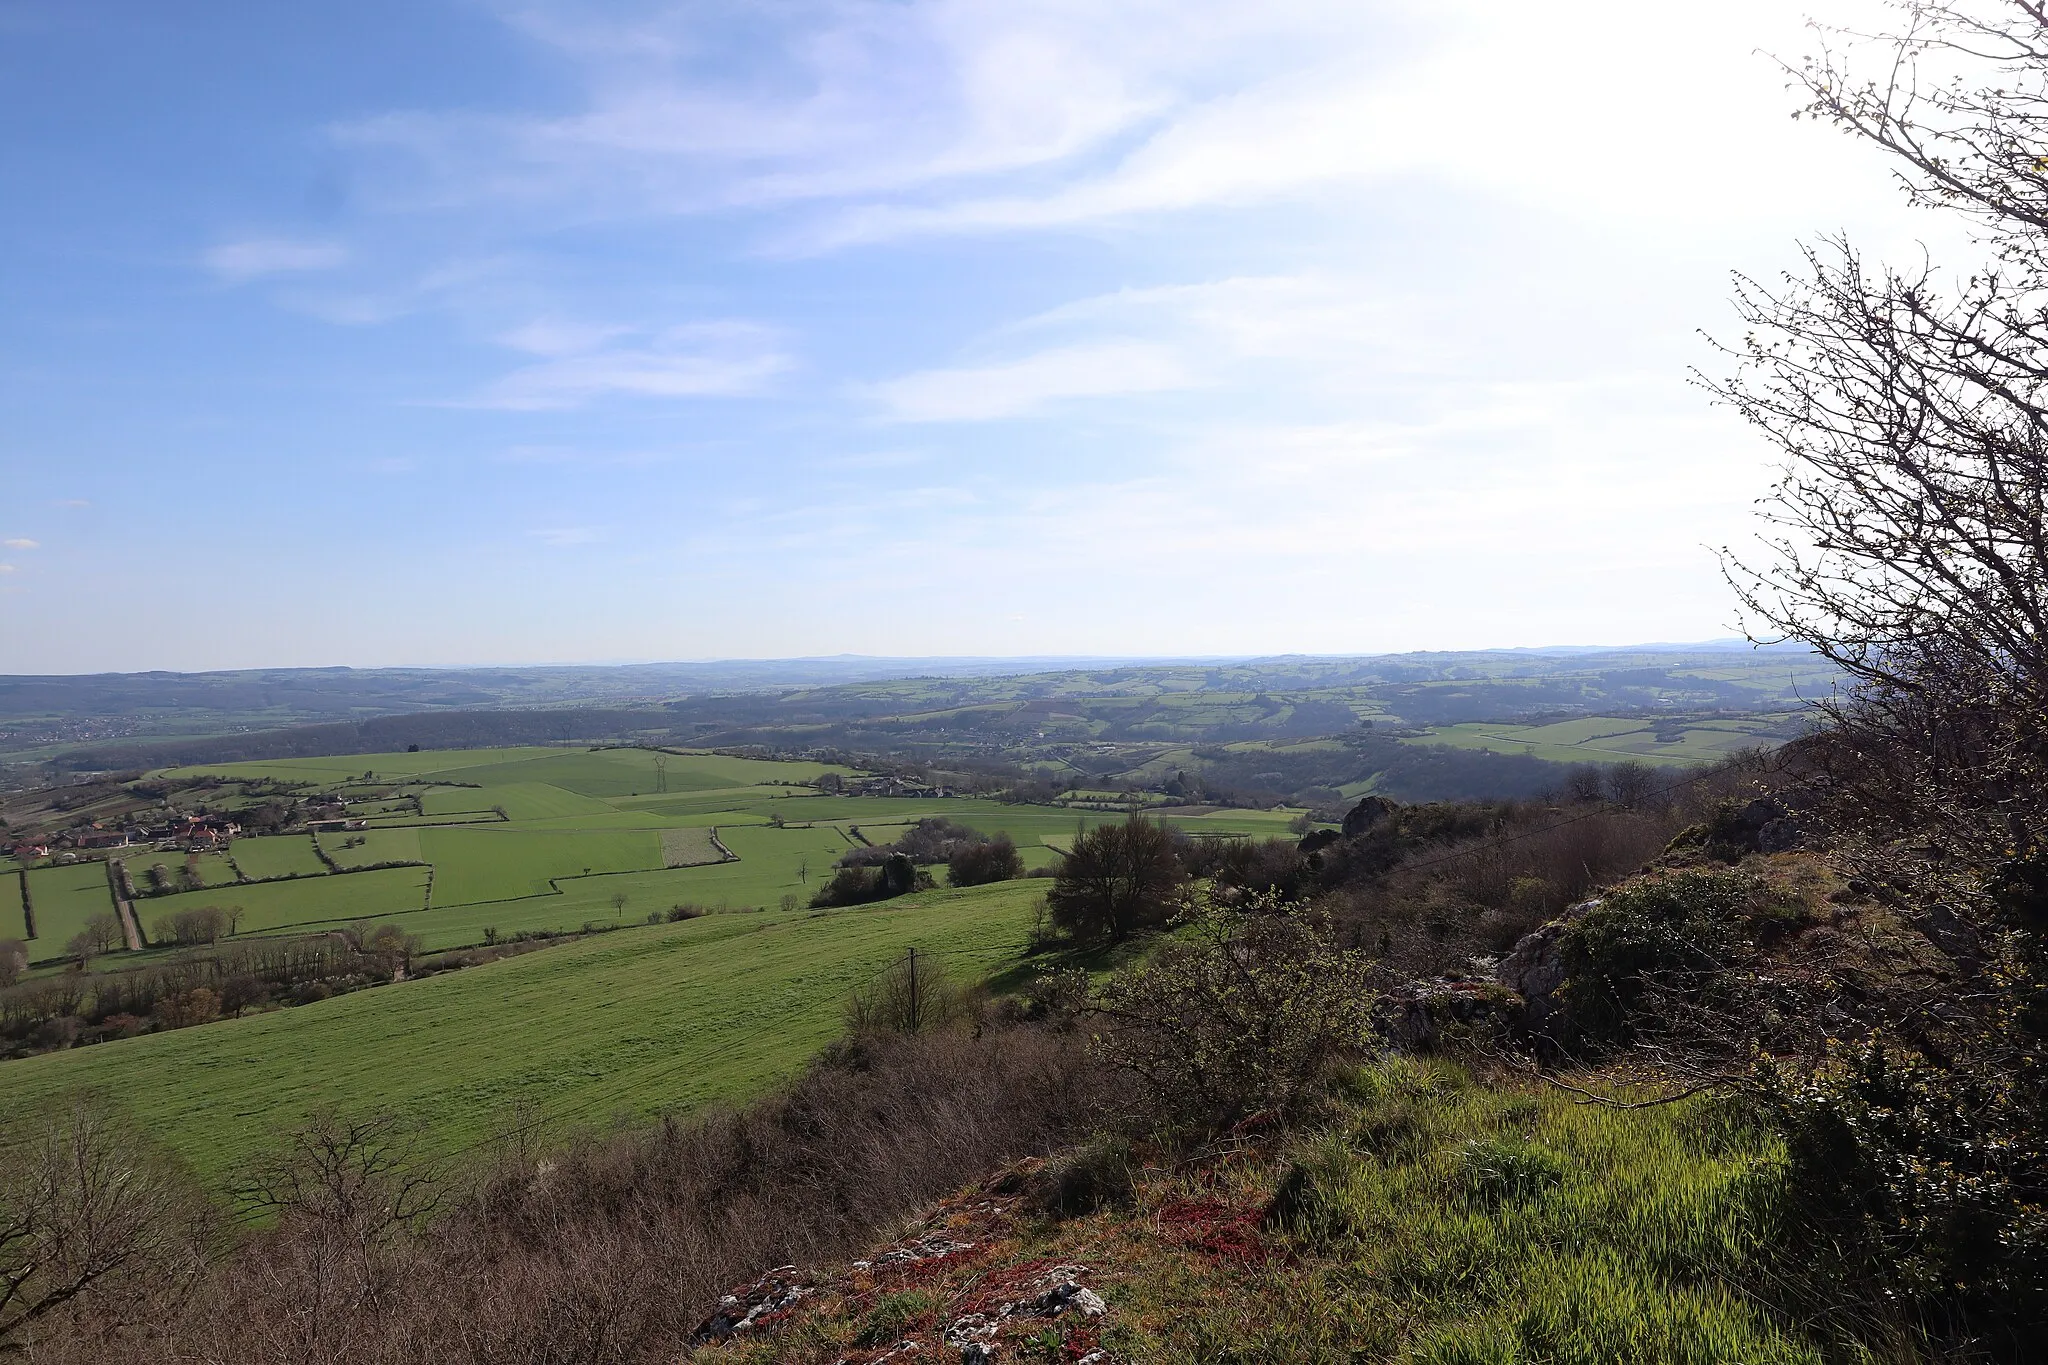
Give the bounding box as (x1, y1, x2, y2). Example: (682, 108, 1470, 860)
(1251, 1058, 1819, 1365)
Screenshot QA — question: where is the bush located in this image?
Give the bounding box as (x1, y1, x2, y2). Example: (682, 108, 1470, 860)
(947, 834, 1022, 887)
(810, 854, 932, 908)
(1045, 816, 1186, 943)
(1091, 894, 1375, 1131)
(1558, 871, 1753, 1044)
(844, 952, 968, 1036)
(1762, 1041, 2048, 1345)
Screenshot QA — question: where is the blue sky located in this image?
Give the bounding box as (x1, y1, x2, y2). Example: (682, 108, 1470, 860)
(0, 0, 1915, 672)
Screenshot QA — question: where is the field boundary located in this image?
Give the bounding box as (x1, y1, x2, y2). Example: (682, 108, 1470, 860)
(131, 861, 429, 900)
(18, 868, 34, 939)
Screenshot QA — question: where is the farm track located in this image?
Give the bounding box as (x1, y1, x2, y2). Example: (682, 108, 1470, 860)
(106, 858, 143, 950)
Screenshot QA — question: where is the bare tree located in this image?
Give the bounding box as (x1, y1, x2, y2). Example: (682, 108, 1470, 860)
(1702, 3, 2048, 890)
(1700, 7, 2048, 1340)
(83, 914, 121, 957)
(0, 1103, 207, 1354)
(232, 1110, 439, 1243)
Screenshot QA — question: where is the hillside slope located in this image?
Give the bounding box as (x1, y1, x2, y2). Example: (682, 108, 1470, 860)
(689, 1056, 1814, 1365)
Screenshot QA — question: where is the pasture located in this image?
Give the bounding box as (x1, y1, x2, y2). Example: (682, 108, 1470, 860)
(230, 834, 327, 880)
(316, 827, 422, 868)
(80, 745, 1307, 953)
(0, 880, 1046, 1182)
(4, 870, 26, 940)
(22, 863, 114, 962)
(1412, 715, 1798, 768)
(138, 866, 433, 937)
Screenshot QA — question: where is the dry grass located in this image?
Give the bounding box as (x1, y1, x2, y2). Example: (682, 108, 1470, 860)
(17, 1024, 1103, 1365)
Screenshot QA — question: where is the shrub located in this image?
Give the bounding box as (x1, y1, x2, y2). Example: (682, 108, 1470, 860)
(1558, 871, 1753, 1043)
(853, 1291, 938, 1348)
(1091, 894, 1375, 1131)
(844, 952, 967, 1036)
(1761, 1040, 2048, 1345)
(948, 834, 1023, 887)
(810, 855, 932, 908)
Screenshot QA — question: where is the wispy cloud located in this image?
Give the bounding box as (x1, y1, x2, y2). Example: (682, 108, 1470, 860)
(52, 499, 88, 509)
(329, 0, 1887, 258)
(870, 273, 1414, 421)
(530, 526, 603, 546)
(873, 341, 1188, 421)
(204, 237, 349, 282)
(336, 1, 1388, 230)
(470, 322, 790, 410)
(1, 538, 37, 550)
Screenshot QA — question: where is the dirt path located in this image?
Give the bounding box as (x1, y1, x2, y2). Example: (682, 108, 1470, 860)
(106, 858, 144, 950)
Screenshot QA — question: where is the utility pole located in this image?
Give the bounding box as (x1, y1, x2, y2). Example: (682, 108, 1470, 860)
(906, 947, 920, 1034)
(652, 753, 668, 793)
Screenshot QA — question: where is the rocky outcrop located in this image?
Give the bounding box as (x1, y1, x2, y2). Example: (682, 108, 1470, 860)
(690, 1266, 814, 1344)
(1495, 905, 1589, 1031)
(1668, 795, 1813, 859)
(1372, 977, 1515, 1050)
(944, 1264, 1106, 1363)
(1341, 796, 1397, 838)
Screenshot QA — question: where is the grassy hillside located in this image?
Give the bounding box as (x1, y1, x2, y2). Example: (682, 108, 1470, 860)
(691, 1057, 1821, 1365)
(0, 880, 1046, 1184)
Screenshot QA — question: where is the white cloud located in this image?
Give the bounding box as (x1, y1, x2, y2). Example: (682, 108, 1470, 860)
(496, 319, 634, 356)
(337, 0, 1398, 231)
(0, 565, 14, 575)
(204, 237, 349, 282)
(873, 340, 1188, 421)
(2, 538, 36, 550)
(471, 322, 790, 409)
(870, 273, 1431, 420)
(336, 0, 1899, 257)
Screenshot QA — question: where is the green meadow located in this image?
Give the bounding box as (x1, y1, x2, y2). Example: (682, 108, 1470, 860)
(230, 834, 328, 879)
(1412, 715, 1797, 768)
(56, 746, 1305, 954)
(22, 863, 114, 962)
(0, 880, 1046, 1183)
(4, 870, 27, 940)
(138, 866, 433, 936)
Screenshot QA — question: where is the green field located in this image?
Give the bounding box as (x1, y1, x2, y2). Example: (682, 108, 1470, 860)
(82, 746, 1303, 954)
(22, 863, 115, 961)
(138, 866, 431, 938)
(1412, 715, 1799, 768)
(0, 880, 1045, 1182)
(230, 834, 328, 879)
(316, 827, 423, 868)
(189, 851, 240, 887)
(422, 826, 665, 905)
(4, 871, 26, 940)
